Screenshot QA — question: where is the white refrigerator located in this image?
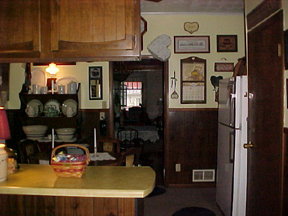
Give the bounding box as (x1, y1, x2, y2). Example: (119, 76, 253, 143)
(216, 75, 248, 216)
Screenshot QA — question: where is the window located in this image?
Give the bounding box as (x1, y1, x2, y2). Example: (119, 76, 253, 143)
(120, 81, 142, 110)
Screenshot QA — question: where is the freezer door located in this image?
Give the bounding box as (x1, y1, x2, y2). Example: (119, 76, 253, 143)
(218, 77, 236, 127)
(216, 123, 235, 216)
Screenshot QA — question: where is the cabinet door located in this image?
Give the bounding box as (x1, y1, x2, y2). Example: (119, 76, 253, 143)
(0, 0, 41, 58)
(50, 0, 140, 60)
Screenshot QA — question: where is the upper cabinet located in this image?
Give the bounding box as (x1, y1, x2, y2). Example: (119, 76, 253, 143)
(0, 0, 41, 59)
(0, 0, 140, 63)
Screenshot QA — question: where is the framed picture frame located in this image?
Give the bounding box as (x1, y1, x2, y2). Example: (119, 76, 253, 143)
(214, 62, 234, 72)
(217, 35, 238, 52)
(180, 57, 206, 104)
(174, 36, 210, 53)
(89, 66, 102, 100)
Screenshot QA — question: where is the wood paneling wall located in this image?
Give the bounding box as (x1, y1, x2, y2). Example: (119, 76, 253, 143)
(7, 108, 218, 187)
(1, 195, 141, 216)
(165, 108, 218, 187)
(283, 128, 288, 214)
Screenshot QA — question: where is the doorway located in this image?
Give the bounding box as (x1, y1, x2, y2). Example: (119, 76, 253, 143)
(109, 57, 168, 185)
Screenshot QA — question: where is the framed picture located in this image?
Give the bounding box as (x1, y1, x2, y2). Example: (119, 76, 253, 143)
(89, 66, 102, 100)
(214, 62, 234, 72)
(217, 35, 238, 52)
(181, 57, 206, 104)
(174, 36, 210, 53)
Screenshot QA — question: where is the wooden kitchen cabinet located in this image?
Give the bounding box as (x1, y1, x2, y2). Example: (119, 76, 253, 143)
(0, 0, 41, 59)
(0, 0, 140, 63)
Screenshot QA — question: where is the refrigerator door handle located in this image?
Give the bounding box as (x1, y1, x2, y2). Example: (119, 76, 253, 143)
(229, 93, 236, 127)
(229, 131, 235, 163)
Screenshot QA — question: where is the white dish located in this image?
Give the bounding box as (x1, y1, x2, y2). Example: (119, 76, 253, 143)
(56, 76, 78, 89)
(27, 99, 43, 114)
(61, 99, 77, 117)
(31, 68, 47, 87)
(44, 99, 60, 111)
(44, 99, 61, 117)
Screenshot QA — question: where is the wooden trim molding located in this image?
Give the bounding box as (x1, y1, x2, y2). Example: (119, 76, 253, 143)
(169, 108, 218, 112)
(247, 0, 281, 30)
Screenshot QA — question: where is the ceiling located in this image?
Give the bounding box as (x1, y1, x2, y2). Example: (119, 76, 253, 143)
(141, 0, 244, 14)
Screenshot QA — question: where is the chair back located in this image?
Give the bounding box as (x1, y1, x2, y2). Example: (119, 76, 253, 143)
(117, 128, 139, 151)
(18, 139, 41, 164)
(118, 147, 142, 167)
(98, 137, 121, 153)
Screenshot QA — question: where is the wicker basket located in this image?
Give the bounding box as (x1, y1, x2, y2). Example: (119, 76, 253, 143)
(51, 144, 90, 178)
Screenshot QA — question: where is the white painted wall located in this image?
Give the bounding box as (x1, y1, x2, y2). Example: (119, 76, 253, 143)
(8, 62, 109, 109)
(141, 13, 245, 108)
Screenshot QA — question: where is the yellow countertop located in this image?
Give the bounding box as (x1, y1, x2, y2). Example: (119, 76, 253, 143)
(0, 164, 155, 198)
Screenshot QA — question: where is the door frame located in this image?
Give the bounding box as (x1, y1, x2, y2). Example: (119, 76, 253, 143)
(108, 56, 169, 147)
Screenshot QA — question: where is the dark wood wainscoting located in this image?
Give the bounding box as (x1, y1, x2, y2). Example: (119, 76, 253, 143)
(165, 108, 218, 187)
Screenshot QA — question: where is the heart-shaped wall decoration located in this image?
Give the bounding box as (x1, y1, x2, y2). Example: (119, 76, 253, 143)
(147, 34, 171, 61)
(184, 22, 199, 34)
(210, 76, 223, 88)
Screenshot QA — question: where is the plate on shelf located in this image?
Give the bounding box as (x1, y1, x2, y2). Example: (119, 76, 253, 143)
(56, 76, 78, 88)
(62, 99, 77, 117)
(44, 99, 60, 117)
(27, 99, 43, 114)
(31, 68, 47, 87)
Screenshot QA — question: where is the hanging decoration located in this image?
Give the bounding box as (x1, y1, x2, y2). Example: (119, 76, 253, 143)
(170, 71, 179, 99)
(184, 22, 199, 34)
(147, 34, 171, 61)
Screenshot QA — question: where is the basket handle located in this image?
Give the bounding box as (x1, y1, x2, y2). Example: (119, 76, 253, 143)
(51, 144, 90, 165)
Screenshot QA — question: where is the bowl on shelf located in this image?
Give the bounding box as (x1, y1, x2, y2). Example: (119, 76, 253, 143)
(22, 125, 48, 140)
(55, 128, 76, 141)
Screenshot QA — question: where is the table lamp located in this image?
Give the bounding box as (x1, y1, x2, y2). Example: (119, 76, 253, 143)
(46, 63, 59, 93)
(0, 106, 10, 182)
(0, 106, 10, 140)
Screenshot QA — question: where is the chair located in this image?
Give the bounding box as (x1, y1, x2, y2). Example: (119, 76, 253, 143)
(117, 128, 139, 151)
(18, 139, 49, 164)
(118, 147, 142, 167)
(98, 137, 121, 154)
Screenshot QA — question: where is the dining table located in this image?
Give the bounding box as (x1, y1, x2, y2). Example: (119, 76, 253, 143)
(88, 152, 123, 166)
(127, 125, 160, 143)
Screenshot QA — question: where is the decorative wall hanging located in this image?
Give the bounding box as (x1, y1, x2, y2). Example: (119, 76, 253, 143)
(217, 35, 238, 52)
(184, 22, 199, 34)
(214, 62, 234, 72)
(170, 71, 179, 99)
(147, 34, 171, 61)
(210, 76, 223, 102)
(180, 57, 206, 104)
(89, 66, 102, 100)
(174, 36, 210, 53)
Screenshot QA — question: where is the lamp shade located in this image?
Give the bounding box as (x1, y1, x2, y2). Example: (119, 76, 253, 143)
(46, 63, 59, 76)
(0, 106, 10, 140)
